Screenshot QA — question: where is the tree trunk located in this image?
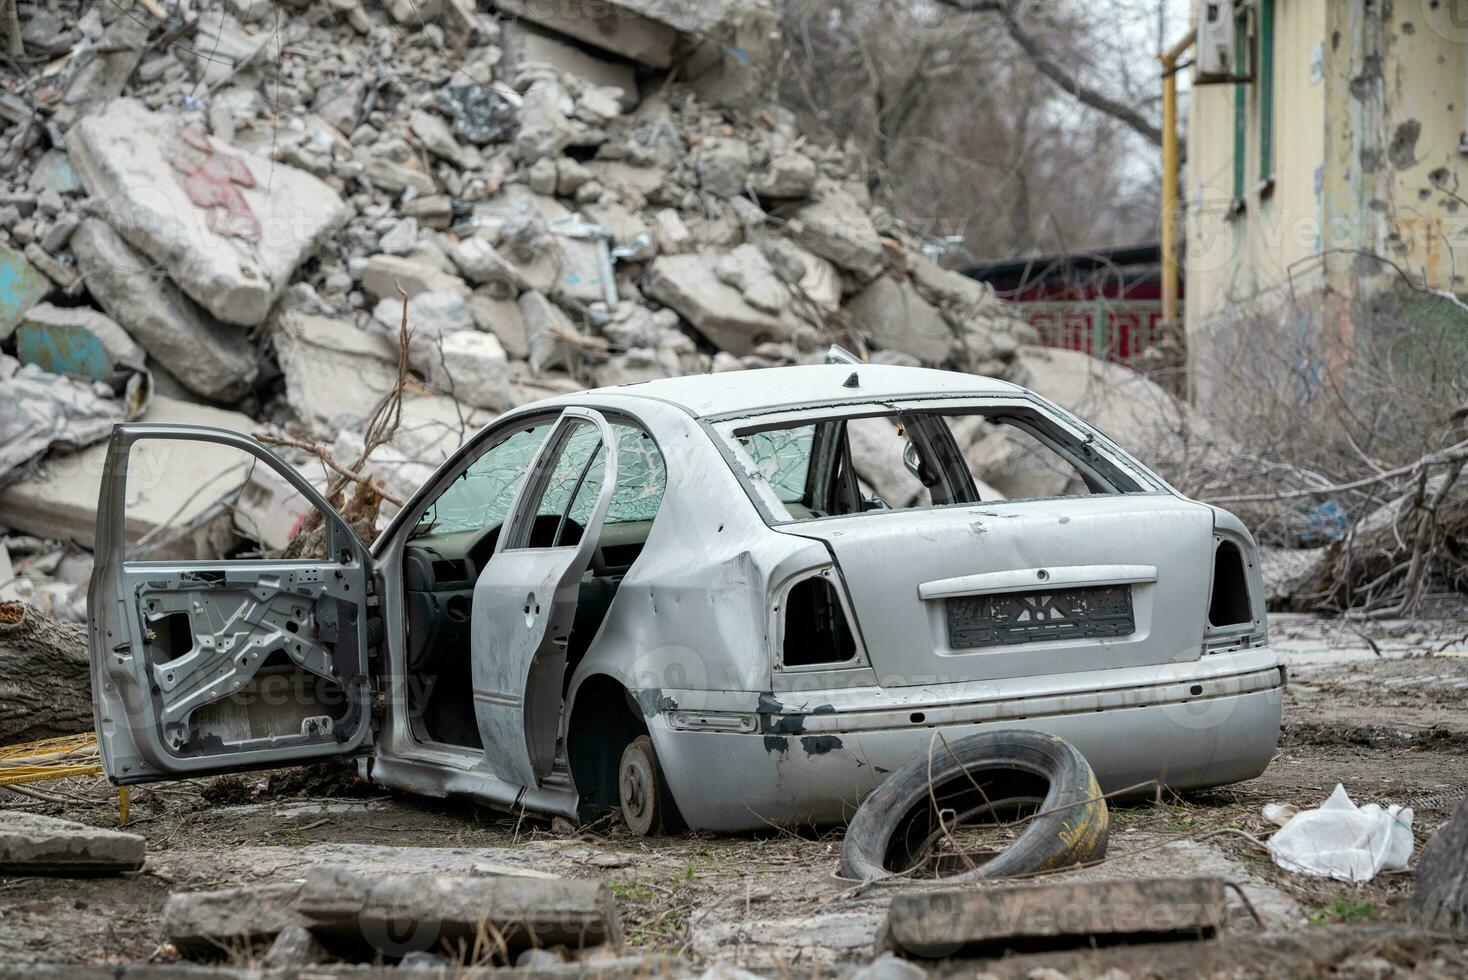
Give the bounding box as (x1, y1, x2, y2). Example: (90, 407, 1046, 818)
(0, 602, 95, 746)
(1415, 797, 1468, 937)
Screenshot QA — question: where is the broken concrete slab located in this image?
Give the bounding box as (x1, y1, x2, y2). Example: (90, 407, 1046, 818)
(361, 254, 470, 303)
(372, 290, 476, 376)
(163, 882, 305, 956)
(644, 253, 793, 356)
(273, 311, 401, 433)
(845, 274, 953, 364)
(468, 290, 530, 359)
(751, 152, 817, 199)
(424, 330, 511, 410)
(697, 136, 752, 196)
(786, 185, 885, 280)
(883, 877, 1226, 958)
(296, 866, 622, 957)
(0, 242, 52, 338)
(500, 21, 639, 109)
(233, 459, 332, 552)
(14, 303, 145, 381)
(493, 0, 680, 68)
(71, 219, 258, 403)
(68, 99, 348, 327)
(0, 811, 145, 875)
(408, 108, 481, 171)
(0, 395, 255, 559)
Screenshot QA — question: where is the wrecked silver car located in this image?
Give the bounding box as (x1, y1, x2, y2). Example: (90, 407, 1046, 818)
(88, 364, 1283, 833)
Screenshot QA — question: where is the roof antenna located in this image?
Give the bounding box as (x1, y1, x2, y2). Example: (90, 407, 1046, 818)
(843, 371, 860, 388)
(824, 344, 861, 365)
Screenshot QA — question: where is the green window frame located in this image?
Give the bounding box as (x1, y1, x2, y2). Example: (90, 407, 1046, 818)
(1233, 7, 1248, 202)
(1258, 0, 1275, 183)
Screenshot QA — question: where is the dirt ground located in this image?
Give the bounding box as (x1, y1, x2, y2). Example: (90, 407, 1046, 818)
(3, 614, 1467, 976)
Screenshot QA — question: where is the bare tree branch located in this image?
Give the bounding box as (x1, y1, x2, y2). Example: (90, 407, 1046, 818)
(933, 0, 1165, 148)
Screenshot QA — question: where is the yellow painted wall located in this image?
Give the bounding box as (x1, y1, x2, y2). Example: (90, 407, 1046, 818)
(1185, 0, 1468, 405)
(1185, 0, 1328, 402)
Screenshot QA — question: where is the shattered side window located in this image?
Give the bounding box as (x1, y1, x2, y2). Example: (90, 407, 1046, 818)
(739, 425, 814, 503)
(567, 424, 666, 525)
(414, 423, 551, 536)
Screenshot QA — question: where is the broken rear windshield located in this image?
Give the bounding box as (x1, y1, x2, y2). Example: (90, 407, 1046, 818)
(725, 404, 1150, 522)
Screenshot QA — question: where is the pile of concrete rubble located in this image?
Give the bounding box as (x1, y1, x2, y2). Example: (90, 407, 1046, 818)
(0, 0, 1195, 619)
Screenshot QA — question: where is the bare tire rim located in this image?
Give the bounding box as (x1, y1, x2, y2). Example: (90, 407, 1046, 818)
(619, 742, 658, 835)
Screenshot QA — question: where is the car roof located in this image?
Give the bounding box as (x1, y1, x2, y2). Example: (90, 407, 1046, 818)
(582, 363, 1023, 418)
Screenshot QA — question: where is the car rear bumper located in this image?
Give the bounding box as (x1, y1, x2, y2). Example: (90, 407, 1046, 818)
(649, 650, 1284, 832)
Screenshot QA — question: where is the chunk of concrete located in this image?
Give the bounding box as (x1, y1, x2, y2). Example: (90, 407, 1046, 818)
(500, 21, 639, 109)
(68, 99, 348, 327)
(274, 311, 401, 433)
(787, 186, 885, 280)
(468, 290, 530, 359)
(517, 289, 578, 374)
(71, 219, 258, 402)
(0, 811, 145, 875)
(233, 460, 332, 552)
(425, 330, 510, 410)
(0, 395, 255, 558)
(697, 137, 752, 196)
(752, 152, 818, 198)
(296, 866, 622, 957)
(446, 237, 524, 297)
(14, 303, 145, 381)
(372, 290, 477, 376)
(0, 243, 53, 338)
(883, 877, 1226, 958)
(409, 109, 480, 171)
(845, 275, 952, 364)
(163, 882, 306, 956)
(493, 0, 679, 68)
(262, 924, 333, 968)
(644, 253, 793, 356)
(361, 254, 470, 304)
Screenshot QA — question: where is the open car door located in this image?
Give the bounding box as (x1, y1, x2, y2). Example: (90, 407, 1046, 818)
(88, 425, 375, 784)
(471, 408, 619, 788)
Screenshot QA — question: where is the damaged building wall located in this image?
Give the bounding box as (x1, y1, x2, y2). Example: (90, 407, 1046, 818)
(1184, 0, 1468, 410)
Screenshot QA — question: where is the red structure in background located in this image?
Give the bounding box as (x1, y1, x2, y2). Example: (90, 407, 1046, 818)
(961, 244, 1178, 367)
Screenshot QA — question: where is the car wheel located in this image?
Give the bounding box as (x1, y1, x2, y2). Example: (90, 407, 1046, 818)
(839, 729, 1109, 880)
(618, 735, 672, 836)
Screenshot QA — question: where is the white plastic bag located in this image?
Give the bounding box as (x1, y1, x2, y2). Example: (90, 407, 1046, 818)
(1265, 784, 1414, 883)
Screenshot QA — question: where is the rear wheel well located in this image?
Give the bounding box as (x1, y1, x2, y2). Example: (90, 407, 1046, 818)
(567, 675, 647, 822)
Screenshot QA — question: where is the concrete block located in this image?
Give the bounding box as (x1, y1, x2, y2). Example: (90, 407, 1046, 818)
(643, 253, 794, 356)
(361, 254, 469, 304)
(0, 811, 145, 875)
(493, 0, 678, 68)
(274, 311, 402, 434)
(500, 21, 639, 108)
(0, 396, 256, 559)
(163, 882, 305, 956)
(0, 242, 53, 338)
(15, 303, 145, 381)
(425, 330, 510, 410)
(71, 219, 259, 402)
(296, 866, 622, 958)
(68, 99, 348, 327)
(845, 275, 952, 365)
(787, 186, 885, 280)
(884, 877, 1226, 958)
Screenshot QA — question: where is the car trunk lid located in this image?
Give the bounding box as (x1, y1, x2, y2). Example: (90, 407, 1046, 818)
(779, 494, 1214, 685)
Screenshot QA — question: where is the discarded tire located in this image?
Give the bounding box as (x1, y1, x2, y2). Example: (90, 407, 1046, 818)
(839, 730, 1108, 881)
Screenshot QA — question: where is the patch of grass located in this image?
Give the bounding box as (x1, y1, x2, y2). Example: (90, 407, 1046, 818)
(1308, 897, 1376, 924)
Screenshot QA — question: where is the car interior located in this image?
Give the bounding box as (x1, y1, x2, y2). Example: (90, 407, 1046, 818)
(401, 416, 666, 750)
(737, 407, 1131, 521)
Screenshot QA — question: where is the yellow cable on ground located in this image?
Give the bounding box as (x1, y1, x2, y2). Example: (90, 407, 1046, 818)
(0, 731, 128, 825)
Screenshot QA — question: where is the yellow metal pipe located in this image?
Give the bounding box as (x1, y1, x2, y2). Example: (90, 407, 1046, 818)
(1158, 29, 1196, 336)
